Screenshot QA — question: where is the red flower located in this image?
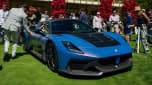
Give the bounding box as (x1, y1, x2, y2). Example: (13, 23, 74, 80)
(51, 0, 66, 18)
(98, 0, 113, 21)
(122, 0, 138, 23)
(0, 0, 8, 9)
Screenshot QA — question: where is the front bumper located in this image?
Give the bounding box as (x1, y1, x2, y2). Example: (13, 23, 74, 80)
(59, 53, 133, 76)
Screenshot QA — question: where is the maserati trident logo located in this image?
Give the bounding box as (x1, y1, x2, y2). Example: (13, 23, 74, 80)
(115, 49, 118, 53)
(115, 57, 120, 69)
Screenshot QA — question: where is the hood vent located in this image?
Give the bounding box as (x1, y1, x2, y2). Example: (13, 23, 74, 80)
(72, 33, 120, 47)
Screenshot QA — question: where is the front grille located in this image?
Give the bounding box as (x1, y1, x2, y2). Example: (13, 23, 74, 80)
(98, 53, 132, 66)
(67, 53, 132, 73)
(68, 60, 90, 70)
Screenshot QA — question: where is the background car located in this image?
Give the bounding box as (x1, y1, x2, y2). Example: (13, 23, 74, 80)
(22, 19, 133, 76)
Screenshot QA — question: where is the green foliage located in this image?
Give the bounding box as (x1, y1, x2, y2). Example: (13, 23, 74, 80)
(134, 0, 152, 9)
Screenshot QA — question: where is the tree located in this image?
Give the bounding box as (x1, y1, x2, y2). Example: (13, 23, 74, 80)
(134, 0, 152, 9)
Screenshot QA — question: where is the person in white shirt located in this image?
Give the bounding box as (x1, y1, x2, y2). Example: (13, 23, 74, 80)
(93, 12, 104, 32)
(40, 11, 50, 22)
(44, 10, 49, 20)
(109, 9, 120, 33)
(2, 4, 33, 61)
(0, 4, 8, 44)
(70, 13, 76, 19)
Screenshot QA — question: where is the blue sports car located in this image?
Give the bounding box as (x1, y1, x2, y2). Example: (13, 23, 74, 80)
(22, 19, 133, 76)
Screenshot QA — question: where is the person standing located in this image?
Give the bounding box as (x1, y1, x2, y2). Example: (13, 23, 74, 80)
(109, 9, 120, 33)
(79, 8, 88, 24)
(35, 7, 42, 23)
(43, 10, 49, 20)
(93, 12, 104, 32)
(0, 4, 8, 44)
(28, 10, 37, 26)
(0, 4, 8, 70)
(123, 11, 135, 43)
(40, 10, 50, 22)
(58, 13, 65, 19)
(147, 9, 152, 43)
(70, 13, 76, 20)
(134, 6, 150, 53)
(2, 4, 33, 61)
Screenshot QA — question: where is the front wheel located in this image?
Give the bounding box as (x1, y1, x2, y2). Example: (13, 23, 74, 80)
(46, 42, 58, 72)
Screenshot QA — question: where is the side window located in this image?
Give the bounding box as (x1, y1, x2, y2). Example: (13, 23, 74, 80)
(72, 22, 90, 32)
(79, 23, 88, 30)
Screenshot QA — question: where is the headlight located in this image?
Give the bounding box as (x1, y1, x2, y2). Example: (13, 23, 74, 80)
(62, 41, 84, 54)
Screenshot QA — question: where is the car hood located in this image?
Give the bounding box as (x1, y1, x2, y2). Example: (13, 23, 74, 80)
(51, 32, 132, 58)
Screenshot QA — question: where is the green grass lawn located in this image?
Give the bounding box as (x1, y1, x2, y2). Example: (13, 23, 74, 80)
(0, 35, 152, 85)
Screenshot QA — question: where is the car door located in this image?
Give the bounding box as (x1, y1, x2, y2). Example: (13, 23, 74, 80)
(30, 22, 49, 56)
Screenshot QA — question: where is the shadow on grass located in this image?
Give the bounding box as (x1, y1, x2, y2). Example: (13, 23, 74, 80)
(12, 52, 29, 60)
(131, 40, 136, 41)
(16, 52, 28, 56)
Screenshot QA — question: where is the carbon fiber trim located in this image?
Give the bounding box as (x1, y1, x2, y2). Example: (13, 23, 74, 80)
(63, 53, 132, 76)
(72, 33, 120, 47)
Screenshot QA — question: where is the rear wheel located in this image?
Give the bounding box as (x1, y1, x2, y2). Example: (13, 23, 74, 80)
(46, 42, 58, 72)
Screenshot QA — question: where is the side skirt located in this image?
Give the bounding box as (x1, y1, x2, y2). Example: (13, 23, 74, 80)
(30, 50, 43, 60)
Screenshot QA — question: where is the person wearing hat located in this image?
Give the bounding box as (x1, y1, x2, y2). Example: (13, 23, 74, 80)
(134, 6, 151, 53)
(1, 4, 33, 61)
(93, 12, 104, 32)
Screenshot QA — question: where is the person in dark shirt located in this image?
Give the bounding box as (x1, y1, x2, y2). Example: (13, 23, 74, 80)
(147, 9, 152, 43)
(35, 7, 41, 23)
(135, 6, 151, 53)
(79, 8, 88, 24)
(124, 11, 135, 43)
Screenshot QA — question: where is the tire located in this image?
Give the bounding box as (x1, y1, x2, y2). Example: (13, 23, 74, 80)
(46, 42, 58, 72)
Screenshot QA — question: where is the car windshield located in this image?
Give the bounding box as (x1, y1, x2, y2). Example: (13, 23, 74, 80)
(50, 20, 95, 34)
